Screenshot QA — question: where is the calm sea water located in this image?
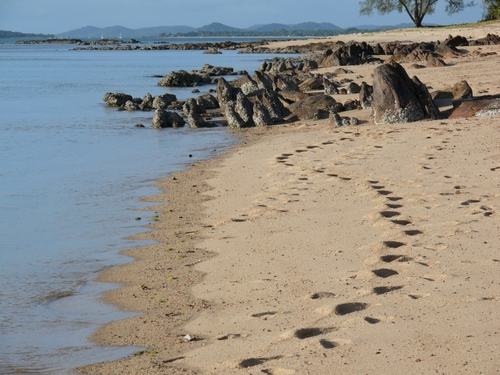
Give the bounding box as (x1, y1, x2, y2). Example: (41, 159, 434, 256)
(0, 37, 287, 374)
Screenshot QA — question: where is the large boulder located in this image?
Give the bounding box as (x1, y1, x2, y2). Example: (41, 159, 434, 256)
(140, 93, 154, 110)
(103, 92, 133, 107)
(151, 109, 186, 128)
(286, 94, 337, 121)
(372, 61, 439, 125)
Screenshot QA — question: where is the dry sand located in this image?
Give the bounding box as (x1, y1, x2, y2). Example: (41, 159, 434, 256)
(78, 23, 500, 374)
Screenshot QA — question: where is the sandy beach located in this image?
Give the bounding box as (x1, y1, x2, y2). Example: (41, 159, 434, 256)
(78, 23, 500, 374)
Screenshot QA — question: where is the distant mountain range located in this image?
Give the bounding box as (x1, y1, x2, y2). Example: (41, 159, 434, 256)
(54, 22, 416, 39)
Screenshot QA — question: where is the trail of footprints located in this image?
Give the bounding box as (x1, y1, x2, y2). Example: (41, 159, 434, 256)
(233, 129, 497, 371)
(234, 135, 434, 370)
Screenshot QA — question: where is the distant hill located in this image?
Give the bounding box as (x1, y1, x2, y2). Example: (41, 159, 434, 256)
(56, 21, 414, 39)
(0, 30, 54, 38)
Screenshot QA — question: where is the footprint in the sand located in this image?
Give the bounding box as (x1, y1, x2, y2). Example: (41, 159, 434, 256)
(386, 203, 403, 209)
(294, 327, 337, 339)
(380, 211, 401, 218)
(377, 190, 393, 196)
(461, 199, 481, 206)
(335, 302, 368, 316)
(251, 311, 277, 318)
(380, 254, 413, 263)
(239, 356, 283, 368)
(322, 141, 334, 145)
(372, 268, 399, 278)
(306, 145, 320, 149)
(383, 241, 406, 249)
(404, 229, 423, 236)
(371, 185, 385, 190)
(364, 317, 381, 324)
(311, 292, 336, 299)
(295, 149, 308, 153)
(387, 196, 403, 202)
(373, 286, 404, 295)
(319, 339, 338, 349)
(391, 219, 412, 226)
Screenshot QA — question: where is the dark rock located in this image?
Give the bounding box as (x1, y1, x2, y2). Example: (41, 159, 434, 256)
(235, 91, 254, 125)
(140, 93, 154, 110)
(278, 90, 312, 104)
(324, 77, 339, 95)
(225, 101, 248, 129)
(347, 82, 361, 94)
(359, 82, 373, 109)
(254, 71, 274, 92)
(426, 55, 446, 68)
(216, 77, 240, 107)
(329, 111, 343, 127)
(470, 33, 500, 46)
(152, 93, 177, 109)
(431, 80, 473, 101)
(253, 102, 273, 126)
(135, 123, 145, 128)
(199, 64, 234, 76)
(103, 92, 133, 107)
(372, 61, 438, 125)
(192, 89, 200, 93)
(444, 35, 469, 48)
(286, 94, 337, 121)
(260, 90, 290, 121)
(239, 73, 261, 96)
(299, 76, 324, 92)
(343, 99, 360, 111)
(151, 109, 186, 128)
(196, 93, 220, 111)
(275, 76, 300, 92)
(203, 47, 222, 54)
(124, 100, 138, 111)
(158, 70, 210, 87)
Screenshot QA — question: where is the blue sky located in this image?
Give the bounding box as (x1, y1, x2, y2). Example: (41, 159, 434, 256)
(0, 0, 485, 34)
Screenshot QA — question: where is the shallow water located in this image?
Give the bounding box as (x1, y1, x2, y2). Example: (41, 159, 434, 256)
(0, 39, 282, 374)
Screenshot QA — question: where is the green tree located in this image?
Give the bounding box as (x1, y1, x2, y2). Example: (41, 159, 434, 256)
(482, 0, 500, 20)
(359, 0, 475, 28)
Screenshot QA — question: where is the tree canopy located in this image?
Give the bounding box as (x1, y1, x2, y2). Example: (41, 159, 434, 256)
(359, 0, 475, 27)
(483, 0, 500, 20)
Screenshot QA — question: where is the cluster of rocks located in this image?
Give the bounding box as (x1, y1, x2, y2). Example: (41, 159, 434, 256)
(103, 32, 500, 129)
(157, 64, 245, 87)
(73, 40, 272, 51)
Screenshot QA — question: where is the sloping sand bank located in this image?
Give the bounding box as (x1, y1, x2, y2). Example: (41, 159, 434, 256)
(79, 23, 500, 375)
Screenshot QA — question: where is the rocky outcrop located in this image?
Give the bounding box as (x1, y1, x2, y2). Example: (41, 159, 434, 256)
(103, 92, 133, 107)
(286, 94, 337, 121)
(151, 109, 186, 128)
(372, 61, 439, 125)
(203, 47, 222, 54)
(470, 34, 500, 46)
(140, 93, 154, 110)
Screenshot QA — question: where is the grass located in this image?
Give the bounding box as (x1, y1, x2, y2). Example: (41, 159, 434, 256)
(134, 349, 157, 356)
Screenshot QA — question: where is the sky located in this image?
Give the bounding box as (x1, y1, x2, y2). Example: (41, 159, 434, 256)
(0, 0, 485, 34)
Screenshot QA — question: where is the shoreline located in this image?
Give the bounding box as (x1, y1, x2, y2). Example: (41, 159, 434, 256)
(78, 23, 500, 374)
